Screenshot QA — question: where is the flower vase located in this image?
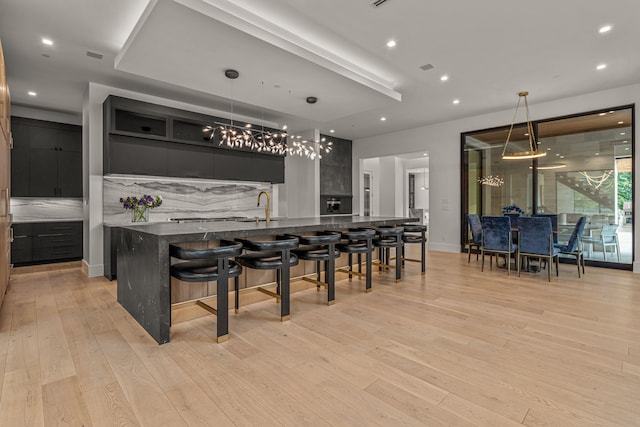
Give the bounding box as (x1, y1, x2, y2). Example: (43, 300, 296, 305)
(132, 206, 149, 222)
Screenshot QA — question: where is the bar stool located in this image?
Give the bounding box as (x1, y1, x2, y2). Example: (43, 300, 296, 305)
(401, 223, 427, 274)
(372, 226, 404, 282)
(236, 236, 299, 321)
(169, 240, 243, 343)
(336, 228, 376, 292)
(287, 231, 341, 305)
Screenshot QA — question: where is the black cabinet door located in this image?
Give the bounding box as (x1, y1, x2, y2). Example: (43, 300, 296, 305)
(167, 144, 214, 179)
(10, 121, 30, 197)
(252, 154, 285, 183)
(30, 147, 58, 196)
(58, 150, 82, 197)
(213, 149, 253, 181)
(108, 135, 168, 176)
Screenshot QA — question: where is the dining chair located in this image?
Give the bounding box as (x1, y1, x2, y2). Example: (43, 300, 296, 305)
(517, 217, 560, 282)
(582, 224, 620, 262)
(554, 216, 587, 277)
(533, 213, 558, 243)
(480, 216, 518, 275)
(503, 213, 521, 223)
(467, 213, 482, 263)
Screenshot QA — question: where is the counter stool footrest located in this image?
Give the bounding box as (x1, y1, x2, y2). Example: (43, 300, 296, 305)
(257, 286, 281, 302)
(372, 261, 398, 270)
(196, 300, 218, 316)
(302, 276, 328, 288)
(401, 257, 421, 263)
(336, 268, 367, 278)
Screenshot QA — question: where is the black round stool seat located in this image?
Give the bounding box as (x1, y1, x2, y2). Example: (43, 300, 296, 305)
(287, 232, 341, 305)
(293, 246, 341, 261)
(236, 251, 299, 269)
(402, 223, 427, 234)
(170, 259, 242, 282)
(236, 236, 299, 321)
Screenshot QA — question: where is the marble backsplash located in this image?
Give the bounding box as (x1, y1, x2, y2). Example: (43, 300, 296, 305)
(103, 175, 273, 224)
(11, 198, 83, 222)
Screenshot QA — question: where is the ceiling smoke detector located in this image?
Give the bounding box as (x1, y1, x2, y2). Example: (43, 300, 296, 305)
(369, 0, 388, 7)
(419, 63, 434, 71)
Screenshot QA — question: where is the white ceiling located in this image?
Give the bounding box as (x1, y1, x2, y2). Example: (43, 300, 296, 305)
(2, 0, 640, 140)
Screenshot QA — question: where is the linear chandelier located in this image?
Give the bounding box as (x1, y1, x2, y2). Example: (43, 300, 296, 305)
(207, 69, 333, 160)
(201, 124, 332, 159)
(502, 91, 546, 160)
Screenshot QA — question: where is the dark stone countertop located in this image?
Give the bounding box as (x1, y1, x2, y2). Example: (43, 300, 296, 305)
(115, 215, 417, 243)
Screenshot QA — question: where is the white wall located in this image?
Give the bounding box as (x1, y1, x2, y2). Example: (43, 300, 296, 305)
(282, 153, 319, 218)
(353, 83, 640, 268)
(11, 105, 82, 125)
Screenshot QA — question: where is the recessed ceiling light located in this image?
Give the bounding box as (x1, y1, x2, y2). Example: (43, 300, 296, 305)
(28, 91, 37, 96)
(423, 153, 427, 156)
(599, 25, 612, 34)
(618, 121, 624, 124)
(452, 99, 460, 104)
(596, 64, 607, 70)
(386, 39, 396, 48)
(547, 148, 552, 151)
(556, 153, 560, 157)
(440, 75, 449, 82)
(623, 140, 629, 143)
(329, 129, 335, 133)
(524, 133, 529, 136)
(620, 132, 626, 135)
(380, 117, 387, 121)
(41, 38, 53, 46)
(625, 147, 629, 150)
(595, 153, 600, 156)
(559, 155, 565, 159)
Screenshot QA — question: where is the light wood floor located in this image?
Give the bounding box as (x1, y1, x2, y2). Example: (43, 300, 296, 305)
(1, 249, 639, 426)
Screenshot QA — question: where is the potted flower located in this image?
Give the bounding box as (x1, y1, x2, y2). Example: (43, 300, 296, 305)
(120, 194, 163, 222)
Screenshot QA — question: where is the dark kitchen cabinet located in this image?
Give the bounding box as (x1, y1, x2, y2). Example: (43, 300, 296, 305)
(10, 120, 29, 196)
(103, 95, 285, 183)
(167, 143, 214, 179)
(320, 135, 352, 215)
(11, 221, 82, 266)
(10, 223, 32, 264)
(108, 134, 168, 176)
(11, 117, 82, 197)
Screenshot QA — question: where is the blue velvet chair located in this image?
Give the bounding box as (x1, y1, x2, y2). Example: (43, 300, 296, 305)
(467, 213, 482, 263)
(554, 216, 587, 277)
(481, 216, 518, 275)
(533, 213, 558, 243)
(517, 217, 560, 281)
(503, 213, 521, 223)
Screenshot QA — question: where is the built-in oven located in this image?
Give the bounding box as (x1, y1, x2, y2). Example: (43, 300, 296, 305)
(326, 197, 342, 214)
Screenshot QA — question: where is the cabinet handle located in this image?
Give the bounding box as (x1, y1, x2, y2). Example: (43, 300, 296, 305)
(9, 132, 13, 149)
(9, 227, 13, 243)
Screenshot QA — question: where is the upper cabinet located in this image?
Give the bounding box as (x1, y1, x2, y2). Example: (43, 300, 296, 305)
(103, 96, 285, 183)
(319, 135, 352, 196)
(11, 117, 82, 197)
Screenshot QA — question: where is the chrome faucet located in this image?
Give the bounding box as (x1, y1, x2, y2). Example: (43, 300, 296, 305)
(257, 190, 271, 223)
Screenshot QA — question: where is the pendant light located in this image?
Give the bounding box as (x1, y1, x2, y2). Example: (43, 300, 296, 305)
(501, 91, 546, 160)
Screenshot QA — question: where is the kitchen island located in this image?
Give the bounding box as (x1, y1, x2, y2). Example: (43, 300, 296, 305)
(116, 216, 416, 344)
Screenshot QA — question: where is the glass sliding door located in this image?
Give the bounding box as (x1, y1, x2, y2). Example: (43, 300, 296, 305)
(462, 105, 633, 268)
(536, 107, 633, 265)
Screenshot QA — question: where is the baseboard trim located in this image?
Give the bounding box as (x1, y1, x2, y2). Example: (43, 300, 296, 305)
(428, 242, 461, 253)
(82, 260, 104, 278)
